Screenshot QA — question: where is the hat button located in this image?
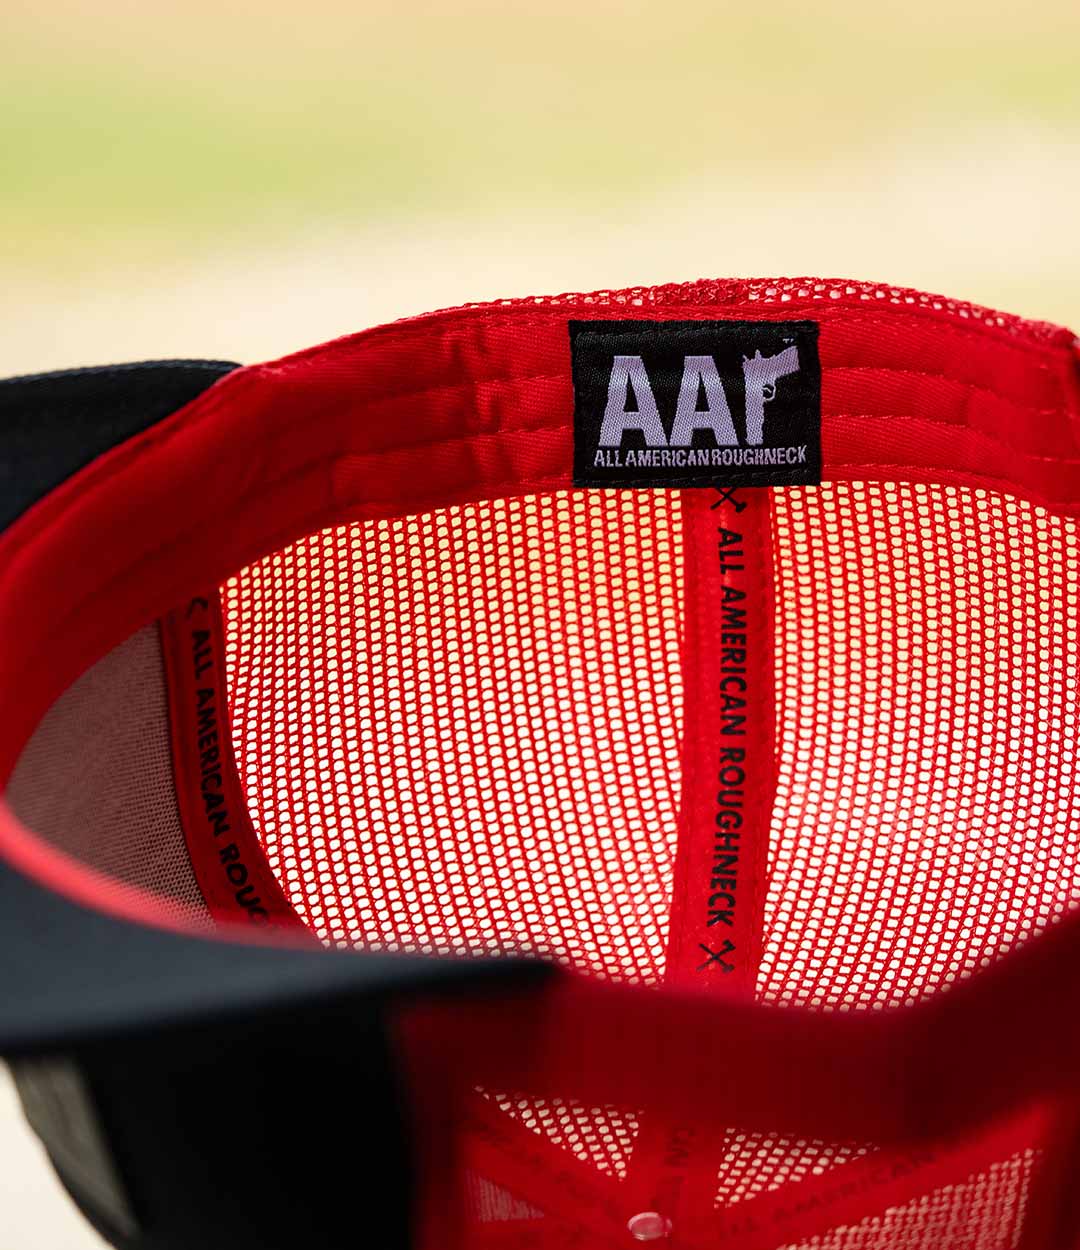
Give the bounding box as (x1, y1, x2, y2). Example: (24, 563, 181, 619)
(627, 1212, 671, 1241)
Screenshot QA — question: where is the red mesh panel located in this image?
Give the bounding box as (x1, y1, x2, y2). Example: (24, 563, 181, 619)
(714, 1137, 871, 1207)
(786, 1149, 1036, 1250)
(468, 1176, 543, 1223)
(221, 490, 683, 976)
(219, 479, 1080, 1247)
(223, 482, 1080, 995)
(764, 482, 1080, 1009)
(707, 482, 1079, 1217)
(221, 491, 681, 1186)
(484, 1092, 639, 1180)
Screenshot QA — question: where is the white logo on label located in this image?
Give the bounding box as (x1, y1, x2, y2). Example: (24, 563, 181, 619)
(598, 345, 800, 448)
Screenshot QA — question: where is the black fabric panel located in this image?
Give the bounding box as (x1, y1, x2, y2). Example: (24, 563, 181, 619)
(0, 355, 549, 1248)
(1, 856, 545, 1247)
(0, 360, 238, 531)
(0, 857, 543, 1057)
(45, 1008, 412, 1250)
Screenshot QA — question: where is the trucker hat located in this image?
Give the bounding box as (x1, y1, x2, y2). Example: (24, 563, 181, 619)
(1, 276, 1079, 1250)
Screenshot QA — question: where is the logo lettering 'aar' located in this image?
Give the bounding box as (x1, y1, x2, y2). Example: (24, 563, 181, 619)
(570, 320, 821, 489)
(599, 347, 800, 449)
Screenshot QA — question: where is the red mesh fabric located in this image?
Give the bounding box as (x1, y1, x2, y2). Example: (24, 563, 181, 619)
(219, 478, 1080, 1247)
(222, 479, 1080, 984)
(786, 1148, 1037, 1250)
(765, 481, 1080, 1009)
(483, 1092, 639, 1180)
(221, 490, 683, 973)
(713, 1136, 871, 1208)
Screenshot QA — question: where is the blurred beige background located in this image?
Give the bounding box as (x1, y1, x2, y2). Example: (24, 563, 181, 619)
(2, 0, 1078, 1245)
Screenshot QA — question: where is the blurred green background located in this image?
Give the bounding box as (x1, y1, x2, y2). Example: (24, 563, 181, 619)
(2, 0, 1078, 373)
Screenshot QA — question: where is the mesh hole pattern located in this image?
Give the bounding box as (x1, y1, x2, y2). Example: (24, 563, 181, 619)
(763, 482, 1080, 1009)
(468, 278, 1063, 345)
(7, 625, 212, 926)
(484, 1092, 639, 1180)
(784, 1148, 1037, 1250)
(222, 490, 683, 981)
(714, 1137, 871, 1208)
(220, 480, 1078, 1243)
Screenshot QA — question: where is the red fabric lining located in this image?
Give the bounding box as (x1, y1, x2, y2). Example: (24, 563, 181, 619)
(395, 917, 1076, 1167)
(461, 1097, 628, 1244)
(395, 970, 1059, 1250)
(2, 284, 1077, 803)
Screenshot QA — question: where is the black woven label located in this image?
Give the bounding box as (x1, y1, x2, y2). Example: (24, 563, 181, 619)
(570, 320, 821, 489)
